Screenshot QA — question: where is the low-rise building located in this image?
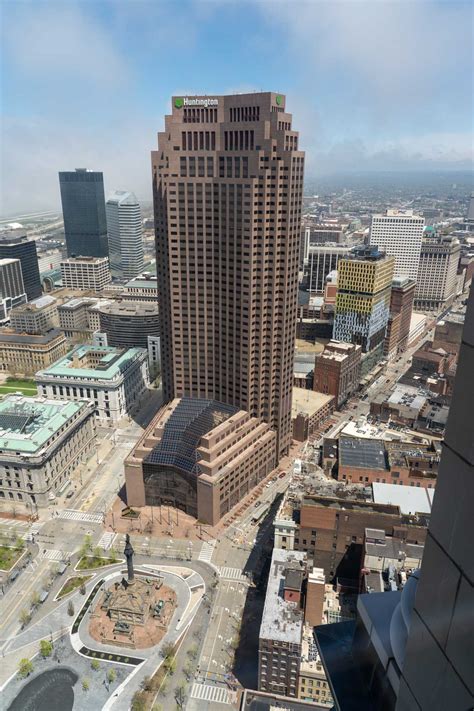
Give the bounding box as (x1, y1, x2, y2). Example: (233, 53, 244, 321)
(292, 388, 334, 441)
(258, 549, 307, 697)
(36, 344, 149, 423)
(313, 341, 361, 408)
(361, 527, 424, 594)
(0, 328, 68, 376)
(273, 492, 428, 588)
(9, 295, 59, 335)
(432, 311, 465, 355)
(298, 624, 333, 706)
(58, 297, 99, 341)
(0, 394, 95, 508)
(412, 342, 455, 376)
(96, 300, 160, 349)
(60, 256, 111, 292)
(125, 397, 277, 525)
(121, 273, 158, 303)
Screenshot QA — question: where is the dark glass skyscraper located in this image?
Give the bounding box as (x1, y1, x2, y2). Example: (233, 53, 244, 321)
(0, 233, 42, 301)
(59, 169, 108, 257)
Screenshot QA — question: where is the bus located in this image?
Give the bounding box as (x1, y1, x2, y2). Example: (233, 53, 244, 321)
(251, 502, 270, 524)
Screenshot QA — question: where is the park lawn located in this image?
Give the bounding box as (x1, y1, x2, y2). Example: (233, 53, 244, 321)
(0, 545, 23, 571)
(57, 574, 92, 599)
(76, 555, 118, 570)
(0, 380, 38, 397)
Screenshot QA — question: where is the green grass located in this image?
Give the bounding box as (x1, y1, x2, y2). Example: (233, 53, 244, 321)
(0, 545, 23, 571)
(0, 379, 38, 397)
(57, 574, 92, 599)
(76, 555, 117, 570)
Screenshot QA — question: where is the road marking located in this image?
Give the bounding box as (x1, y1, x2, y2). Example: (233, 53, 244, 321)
(218, 567, 248, 582)
(198, 540, 217, 563)
(190, 682, 230, 704)
(38, 549, 71, 561)
(58, 509, 103, 523)
(97, 531, 116, 550)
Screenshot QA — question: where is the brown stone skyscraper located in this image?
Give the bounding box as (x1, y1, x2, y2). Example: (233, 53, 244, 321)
(152, 93, 304, 456)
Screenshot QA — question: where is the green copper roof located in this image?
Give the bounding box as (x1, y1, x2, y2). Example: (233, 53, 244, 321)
(0, 396, 87, 454)
(37, 344, 146, 381)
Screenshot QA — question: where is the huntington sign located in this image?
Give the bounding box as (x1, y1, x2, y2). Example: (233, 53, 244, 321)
(174, 97, 219, 109)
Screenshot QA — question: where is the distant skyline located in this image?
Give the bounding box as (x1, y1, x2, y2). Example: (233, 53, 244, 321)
(1, 0, 473, 214)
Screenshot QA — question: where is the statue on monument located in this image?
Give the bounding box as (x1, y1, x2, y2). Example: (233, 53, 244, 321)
(124, 533, 135, 585)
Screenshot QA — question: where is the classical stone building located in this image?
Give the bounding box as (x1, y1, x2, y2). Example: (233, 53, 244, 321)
(0, 328, 68, 376)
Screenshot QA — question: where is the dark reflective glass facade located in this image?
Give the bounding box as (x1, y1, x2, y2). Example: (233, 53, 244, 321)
(59, 169, 108, 258)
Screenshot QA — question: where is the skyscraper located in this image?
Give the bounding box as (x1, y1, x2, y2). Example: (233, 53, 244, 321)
(106, 190, 144, 280)
(369, 209, 424, 281)
(59, 169, 108, 258)
(333, 246, 394, 359)
(152, 93, 304, 456)
(415, 235, 461, 310)
(0, 232, 42, 301)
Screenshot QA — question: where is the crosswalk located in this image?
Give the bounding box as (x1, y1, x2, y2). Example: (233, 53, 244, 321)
(97, 531, 116, 550)
(218, 567, 248, 582)
(30, 522, 43, 536)
(38, 549, 72, 561)
(198, 540, 217, 563)
(58, 510, 103, 524)
(190, 682, 230, 705)
(0, 519, 28, 530)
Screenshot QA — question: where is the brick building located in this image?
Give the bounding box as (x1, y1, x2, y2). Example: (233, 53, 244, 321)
(292, 388, 334, 441)
(313, 341, 361, 408)
(389, 276, 416, 352)
(274, 493, 428, 587)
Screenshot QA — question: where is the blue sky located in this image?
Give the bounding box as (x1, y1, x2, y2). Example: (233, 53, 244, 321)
(1, 0, 472, 213)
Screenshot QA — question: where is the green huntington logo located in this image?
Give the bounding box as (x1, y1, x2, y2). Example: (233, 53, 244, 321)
(174, 96, 218, 108)
(276, 95, 283, 106)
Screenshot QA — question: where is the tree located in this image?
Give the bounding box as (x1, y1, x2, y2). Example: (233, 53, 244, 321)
(107, 668, 116, 684)
(93, 546, 101, 559)
(30, 590, 40, 607)
(187, 644, 198, 660)
(80, 582, 87, 595)
(109, 547, 117, 563)
(91, 659, 100, 671)
(19, 609, 31, 627)
(175, 682, 187, 709)
(161, 642, 174, 659)
(140, 675, 152, 692)
(40, 639, 53, 658)
(67, 600, 75, 617)
(18, 658, 33, 678)
(80, 535, 93, 557)
(183, 660, 193, 681)
(131, 691, 147, 711)
(159, 679, 168, 696)
(163, 656, 176, 675)
(82, 678, 90, 691)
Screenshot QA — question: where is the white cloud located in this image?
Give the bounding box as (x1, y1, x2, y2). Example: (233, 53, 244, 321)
(3, 2, 130, 86)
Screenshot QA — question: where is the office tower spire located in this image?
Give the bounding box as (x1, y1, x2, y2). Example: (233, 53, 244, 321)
(152, 92, 304, 456)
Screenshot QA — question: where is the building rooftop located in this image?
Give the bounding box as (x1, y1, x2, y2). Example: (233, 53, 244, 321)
(58, 297, 99, 310)
(387, 385, 427, 412)
(372, 482, 434, 515)
(61, 255, 108, 264)
(259, 548, 307, 644)
(341, 419, 429, 444)
(96, 300, 159, 316)
(339, 436, 387, 471)
(364, 528, 425, 563)
(0, 395, 87, 454)
(36, 344, 146, 380)
(145, 397, 238, 476)
(11, 295, 56, 313)
(292, 388, 334, 417)
(0, 328, 64, 345)
(106, 190, 138, 206)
